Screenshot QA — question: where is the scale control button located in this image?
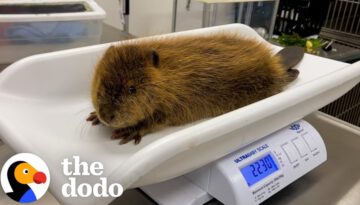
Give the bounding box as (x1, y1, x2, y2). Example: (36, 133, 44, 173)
(281, 143, 298, 163)
(302, 134, 317, 151)
(292, 138, 308, 157)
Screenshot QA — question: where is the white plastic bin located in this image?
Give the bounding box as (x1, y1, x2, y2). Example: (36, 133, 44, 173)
(0, 0, 105, 64)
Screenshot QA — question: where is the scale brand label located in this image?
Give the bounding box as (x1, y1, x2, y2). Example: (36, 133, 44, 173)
(1, 153, 50, 203)
(234, 144, 269, 163)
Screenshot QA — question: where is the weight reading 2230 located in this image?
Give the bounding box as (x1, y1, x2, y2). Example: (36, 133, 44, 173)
(240, 153, 279, 186)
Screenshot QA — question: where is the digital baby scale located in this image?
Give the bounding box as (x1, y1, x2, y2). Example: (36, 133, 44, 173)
(142, 120, 327, 205)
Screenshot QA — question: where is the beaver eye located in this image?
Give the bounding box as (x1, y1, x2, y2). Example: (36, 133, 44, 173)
(128, 86, 136, 94)
(23, 169, 29, 174)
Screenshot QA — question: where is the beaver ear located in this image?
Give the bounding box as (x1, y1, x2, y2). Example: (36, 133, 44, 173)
(150, 49, 160, 68)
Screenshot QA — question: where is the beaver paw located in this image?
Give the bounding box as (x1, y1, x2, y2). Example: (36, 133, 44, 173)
(86, 111, 101, 125)
(111, 128, 143, 145)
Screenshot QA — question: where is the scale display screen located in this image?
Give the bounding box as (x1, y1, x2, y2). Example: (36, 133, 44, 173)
(240, 154, 279, 186)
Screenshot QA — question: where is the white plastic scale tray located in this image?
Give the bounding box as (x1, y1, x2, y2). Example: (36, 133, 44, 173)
(0, 24, 359, 204)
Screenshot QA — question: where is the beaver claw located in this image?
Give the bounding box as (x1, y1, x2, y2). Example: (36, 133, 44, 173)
(86, 111, 101, 125)
(111, 128, 143, 145)
(87, 111, 143, 145)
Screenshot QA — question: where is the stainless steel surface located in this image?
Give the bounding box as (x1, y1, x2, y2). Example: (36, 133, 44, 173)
(236, 3, 244, 23)
(318, 43, 360, 62)
(172, 0, 178, 32)
(119, 0, 129, 33)
(268, 0, 280, 39)
(244, 2, 253, 25)
(202, 3, 209, 27)
(202, 3, 217, 27)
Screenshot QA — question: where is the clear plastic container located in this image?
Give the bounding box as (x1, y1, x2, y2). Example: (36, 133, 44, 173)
(0, 0, 105, 64)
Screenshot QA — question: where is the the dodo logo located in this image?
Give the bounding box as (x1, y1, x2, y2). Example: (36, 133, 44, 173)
(1, 153, 50, 203)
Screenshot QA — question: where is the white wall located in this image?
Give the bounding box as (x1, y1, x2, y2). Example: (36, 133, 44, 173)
(94, 0, 236, 37)
(129, 0, 174, 37)
(128, 0, 236, 37)
(176, 1, 236, 32)
(175, 0, 203, 31)
(95, 0, 124, 30)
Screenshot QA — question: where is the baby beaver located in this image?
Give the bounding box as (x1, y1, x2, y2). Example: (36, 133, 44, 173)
(86, 33, 302, 144)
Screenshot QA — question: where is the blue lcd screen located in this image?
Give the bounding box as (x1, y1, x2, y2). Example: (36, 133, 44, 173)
(240, 154, 279, 187)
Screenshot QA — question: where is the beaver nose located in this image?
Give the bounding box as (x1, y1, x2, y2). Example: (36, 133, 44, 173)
(103, 114, 115, 124)
(99, 108, 115, 124)
(103, 114, 115, 125)
(101, 115, 115, 124)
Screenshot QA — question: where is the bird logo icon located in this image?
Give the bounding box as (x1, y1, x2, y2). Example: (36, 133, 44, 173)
(1, 153, 50, 203)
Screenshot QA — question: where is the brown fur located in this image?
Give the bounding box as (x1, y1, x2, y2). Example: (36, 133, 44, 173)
(87, 33, 298, 144)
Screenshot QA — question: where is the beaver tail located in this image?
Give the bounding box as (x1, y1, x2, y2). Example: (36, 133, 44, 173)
(275, 46, 304, 82)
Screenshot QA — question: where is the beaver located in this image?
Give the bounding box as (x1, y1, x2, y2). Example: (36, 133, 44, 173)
(86, 33, 303, 144)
